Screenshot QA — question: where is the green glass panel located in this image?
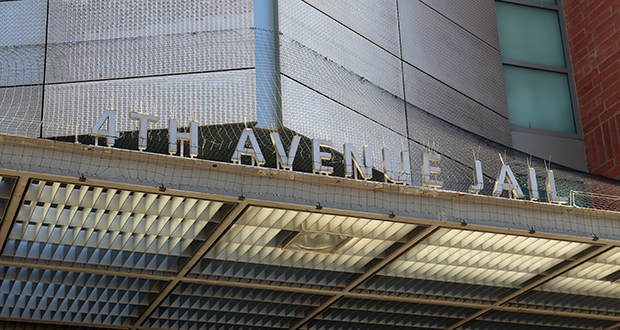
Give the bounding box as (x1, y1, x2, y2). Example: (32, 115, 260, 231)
(503, 65, 575, 134)
(495, 1, 565, 67)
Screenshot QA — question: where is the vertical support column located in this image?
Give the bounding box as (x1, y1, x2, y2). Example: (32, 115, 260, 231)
(254, 0, 282, 131)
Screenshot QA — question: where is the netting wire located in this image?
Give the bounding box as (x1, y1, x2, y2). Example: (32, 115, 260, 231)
(0, 0, 619, 242)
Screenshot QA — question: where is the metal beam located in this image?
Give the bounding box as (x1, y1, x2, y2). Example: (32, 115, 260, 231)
(0, 260, 172, 281)
(0, 176, 29, 254)
(3, 257, 619, 325)
(604, 322, 620, 330)
(445, 244, 614, 330)
(288, 225, 440, 330)
(494, 306, 620, 323)
(131, 201, 249, 330)
(1, 167, 620, 250)
(139, 278, 620, 323)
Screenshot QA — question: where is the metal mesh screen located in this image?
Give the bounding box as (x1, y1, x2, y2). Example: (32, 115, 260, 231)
(0, 0, 618, 237)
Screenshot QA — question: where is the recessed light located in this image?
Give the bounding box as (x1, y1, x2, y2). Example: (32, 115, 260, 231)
(282, 229, 354, 255)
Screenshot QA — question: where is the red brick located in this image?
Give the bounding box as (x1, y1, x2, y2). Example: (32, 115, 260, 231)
(593, 60, 620, 86)
(615, 152, 620, 165)
(584, 2, 607, 17)
(569, 32, 592, 52)
(566, 7, 584, 26)
(595, 158, 615, 174)
(580, 100, 603, 121)
(604, 102, 620, 122)
(600, 68, 620, 91)
(574, 69, 589, 86)
(583, 117, 601, 134)
(566, 1, 590, 25)
(590, 6, 615, 27)
(603, 120, 614, 159)
(584, 6, 613, 35)
(577, 80, 594, 99)
(584, 66, 600, 83)
(595, 126, 606, 164)
(605, 161, 620, 179)
(591, 45, 618, 69)
(604, 89, 620, 109)
(596, 81, 620, 104)
(565, 0, 587, 16)
(584, 132, 597, 171)
(573, 33, 594, 52)
(567, 15, 589, 34)
(589, 26, 619, 52)
(592, 30, 620, 53)
(582, 84, 603, 103)
(573, 52, 592, 73)
(610, 116, 620, 155)
(585, 132, 600, 171)
(598, 51, 620, 72)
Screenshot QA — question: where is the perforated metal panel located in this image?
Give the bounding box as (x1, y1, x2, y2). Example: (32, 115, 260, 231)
(474, 311, 617, 330)
(419, 0, 501, 49)
(3, 181, 229, 276)
(404, 63, 512, 147)
(281, 76, 408, 172)
(399, 0, 508, 116)
(45, 0, 254, 83)
(42, 70, 257, 138)
(358, 228, 593, 304)
(307, 298, 476, 330)
(0, 85, 43, 138)
(0, 266, 164, 326)
(189, 206, 417, 290)
(279, 0, 403, 99)
(0, 0, 47, 87)
(279, 39, 407, 138)
(507, 247, 620, 316)
(302, 0, 401, 56)
(147, 283, 329, 329)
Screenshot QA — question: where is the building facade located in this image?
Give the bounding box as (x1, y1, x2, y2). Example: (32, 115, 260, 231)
(0, 0, 619, 329)
(564, 0, 620, 178)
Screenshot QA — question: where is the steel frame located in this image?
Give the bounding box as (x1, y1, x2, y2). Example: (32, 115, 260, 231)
(0, 172, 616, 329)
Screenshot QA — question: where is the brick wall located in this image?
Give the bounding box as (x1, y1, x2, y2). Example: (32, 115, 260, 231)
(564, 0, 620, 178)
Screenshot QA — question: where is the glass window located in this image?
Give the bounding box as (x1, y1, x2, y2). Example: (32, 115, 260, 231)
(495, 1, 565, 67)
(503, 65, 575, 134)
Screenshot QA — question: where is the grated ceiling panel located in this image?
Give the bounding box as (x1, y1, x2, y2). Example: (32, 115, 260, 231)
(475, 311, 618, 330)
(508, 247, 620, 315)
(305, 298, 476, 330)
(0, 176, 16, 222)
(189, 206, 417, 290)
(0, 266, 164, 326)
(0, 178, 615, 329)
(146, 283, 329, 329)
(2, 181, 229, 277)
(0, 319, 120, 330)
(357, 228, 593, 303)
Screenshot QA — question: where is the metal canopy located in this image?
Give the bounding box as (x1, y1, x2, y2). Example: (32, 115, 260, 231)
(0, 177, 618, 330)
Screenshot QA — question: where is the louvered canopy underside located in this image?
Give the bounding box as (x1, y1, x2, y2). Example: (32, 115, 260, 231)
(0, 177, 618, 330)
